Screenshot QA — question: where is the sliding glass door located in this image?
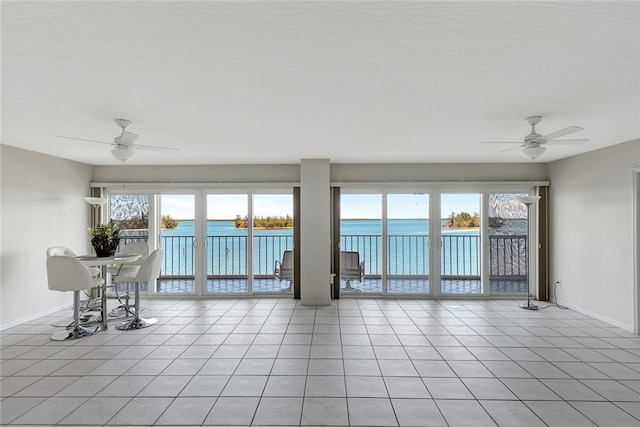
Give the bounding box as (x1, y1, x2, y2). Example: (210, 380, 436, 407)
(111, 190, 293, 296)
(252, 194, 294, 293)
(107, 186, 535, 298)
(387, 193, 430, 294)
(337, 189, 532, 297)
(158, 194, 197, 294)
(109, 194, 151, 294)
(340, 193, 382, 294)
(206, 194, 248, 294)
(204, 192, 294, 294)
(110, 194, 150, 249)
(440, 193, 482, 294)
(488, 193, 529, 294)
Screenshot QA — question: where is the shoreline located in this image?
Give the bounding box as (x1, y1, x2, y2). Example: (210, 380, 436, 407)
(236, 227, 293, 230)
(443, 227, 480, 232)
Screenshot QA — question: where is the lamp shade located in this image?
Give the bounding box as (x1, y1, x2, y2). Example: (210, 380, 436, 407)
(516, 195, 541, 205)
(84, 197, 108, 206)
(521, 145, 546, 160)
(111, 146, 135, 162)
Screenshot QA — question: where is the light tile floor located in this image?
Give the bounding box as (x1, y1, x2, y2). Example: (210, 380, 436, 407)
(2, 298, 640, 426)
(155, 278, 526, 295)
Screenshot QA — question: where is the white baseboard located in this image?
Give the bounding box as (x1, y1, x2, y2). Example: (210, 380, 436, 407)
(300, 299, 332, 306)
(0, 303, 69, 332)
(556, 299, 635, 333)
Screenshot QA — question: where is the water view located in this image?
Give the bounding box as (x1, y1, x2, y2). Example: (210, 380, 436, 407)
(113, 193, 529, 294)
(145, 219, 492, 278)
(161, 218, 481, 237)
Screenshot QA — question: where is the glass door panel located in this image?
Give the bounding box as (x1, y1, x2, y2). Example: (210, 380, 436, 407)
(387, 194, 430, 294)
(206, 194, 248, 294)
(158, 194, 195, 294)
(340, 194, 382, 293)
(488, 193, 528, 294)
(110, 194, 150, 294)
(110, 194, 150, 250)
(440, 193, 481, 294)
(253, 194, 294, 293)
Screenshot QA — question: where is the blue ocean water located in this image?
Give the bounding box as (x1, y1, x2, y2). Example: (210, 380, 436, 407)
(161, 219, 480, 237)
(155, 219, 484, 277)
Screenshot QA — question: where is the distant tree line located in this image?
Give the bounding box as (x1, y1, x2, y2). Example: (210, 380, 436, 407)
(446, 211, 480, 228)
(445, 212, 504, 229)
(116, 213, 178, 230)
(235, 215, 293, 229)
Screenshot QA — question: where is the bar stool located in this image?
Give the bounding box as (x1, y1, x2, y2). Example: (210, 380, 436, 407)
(115, 249, 162, 330)
(46, 256, 104, 340)
(47, 247, 102, 327)
(107, 241, 149, 318)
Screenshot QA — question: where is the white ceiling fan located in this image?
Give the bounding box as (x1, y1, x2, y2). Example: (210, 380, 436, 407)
(55, 119, 179, 162)
(482, 116, 588, 160)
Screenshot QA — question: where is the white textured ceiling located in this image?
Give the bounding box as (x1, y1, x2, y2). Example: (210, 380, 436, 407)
(2, 1, 639, 165)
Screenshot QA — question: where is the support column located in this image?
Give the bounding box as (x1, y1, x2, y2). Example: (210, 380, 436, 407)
(300, 159, 332, 306)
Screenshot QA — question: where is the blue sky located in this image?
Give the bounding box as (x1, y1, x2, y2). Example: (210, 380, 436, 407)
(341, 194, 480, 219)
(159, 194, 295, 220)
(161, 193, 480, 220)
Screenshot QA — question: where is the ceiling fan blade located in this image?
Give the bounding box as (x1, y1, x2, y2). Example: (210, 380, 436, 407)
(479, 141, 522, 144)
(543, 126, 583, 141)
(498, 145, 520, 153)
(133, 143, 180, 152)
(54, 135, 113, 145)
(546, 139, 589, 145)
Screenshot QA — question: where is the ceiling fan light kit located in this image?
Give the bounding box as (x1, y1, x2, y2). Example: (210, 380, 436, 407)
(521, 145, 546, 160)
(111, 146, 135, 162)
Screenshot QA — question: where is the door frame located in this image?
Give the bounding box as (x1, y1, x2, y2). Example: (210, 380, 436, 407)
(633, 167, 640, 334)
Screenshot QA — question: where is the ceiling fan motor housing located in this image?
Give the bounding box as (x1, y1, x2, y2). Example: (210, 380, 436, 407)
(525, 116, 542, 126)
(524, 133, 545, 144)
(115, 119, 132, 130)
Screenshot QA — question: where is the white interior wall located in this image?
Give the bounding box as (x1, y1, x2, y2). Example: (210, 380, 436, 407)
(548, 139, 640, 331)
(331, 163, 548, 182)
(1, 145, 93, 328)
(92, 164, 301, 184)
(93, 162, 547, 184)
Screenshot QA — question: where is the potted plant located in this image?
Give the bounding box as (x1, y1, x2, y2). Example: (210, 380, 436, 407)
(88, 221, 121, 257)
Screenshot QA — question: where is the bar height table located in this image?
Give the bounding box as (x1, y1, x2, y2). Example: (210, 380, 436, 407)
(77, 254, 141, 330)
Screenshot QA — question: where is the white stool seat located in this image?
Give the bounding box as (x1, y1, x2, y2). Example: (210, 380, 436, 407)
(46, 255, 104, 340)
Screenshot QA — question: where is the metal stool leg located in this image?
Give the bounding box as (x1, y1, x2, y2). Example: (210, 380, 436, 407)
(341, 279, 362, 292)
(116, 282, 157, 330)
(51, 291, 100, 340)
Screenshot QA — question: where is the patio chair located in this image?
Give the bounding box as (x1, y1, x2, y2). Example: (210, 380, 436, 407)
(274, 250, 293, 291)
(341, 251, 365, 292)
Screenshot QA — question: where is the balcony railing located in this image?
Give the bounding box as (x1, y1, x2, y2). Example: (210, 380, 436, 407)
(120, 233, 526, 280)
